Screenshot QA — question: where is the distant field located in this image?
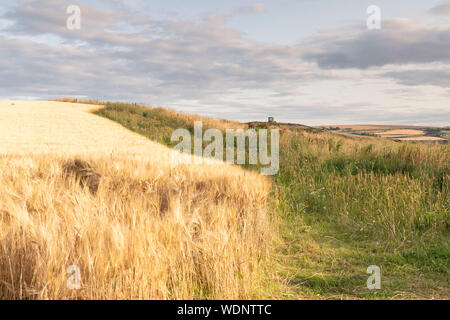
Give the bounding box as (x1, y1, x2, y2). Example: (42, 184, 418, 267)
(320, 125, 449, 143)
(378, 129, 424, 136)
(330, 125, 433, 130)
(399, 136, 446, 141)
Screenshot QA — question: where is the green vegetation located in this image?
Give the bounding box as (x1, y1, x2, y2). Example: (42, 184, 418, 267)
(94, 102, 196, 146)
(95, 102, 449, 299)
(273, 131, 449, 299)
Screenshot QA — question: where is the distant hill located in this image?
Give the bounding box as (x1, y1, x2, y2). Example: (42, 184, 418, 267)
(317, 124, 449, 144)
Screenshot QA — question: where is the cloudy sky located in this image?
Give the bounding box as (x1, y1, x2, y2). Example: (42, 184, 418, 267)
(1, 0, 450, 125)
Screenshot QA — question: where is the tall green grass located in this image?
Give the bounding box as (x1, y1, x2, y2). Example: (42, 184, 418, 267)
(94, 102, 194, 146)
(277, 131, 448, 244)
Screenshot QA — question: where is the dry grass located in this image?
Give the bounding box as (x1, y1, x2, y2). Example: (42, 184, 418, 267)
(0, 101, 272, 299)
(52, 98, 104, 106)
(52, 98, 79, 103)
(162, 107, 246, 132)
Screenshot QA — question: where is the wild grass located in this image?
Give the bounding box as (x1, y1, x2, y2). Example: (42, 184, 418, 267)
(279, 130, 448, 240)
(95, 102, 449, 299)
(274, 130, 449, 299)
(94, 102, 245, 146)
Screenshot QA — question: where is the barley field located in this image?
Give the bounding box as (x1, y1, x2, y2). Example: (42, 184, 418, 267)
(0, 101, 191, 159)
(0, 101, 272, 299)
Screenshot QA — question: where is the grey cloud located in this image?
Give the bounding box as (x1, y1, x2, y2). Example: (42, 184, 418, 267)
(0, 0, 313, 103)
(303, 19, 450, 69)
(3, 0, 157, 49)
(0, 36, 156, 101)
(5, 0, 118, 35)
(383, 70, 450, 88)
(429, 1, 450, 16)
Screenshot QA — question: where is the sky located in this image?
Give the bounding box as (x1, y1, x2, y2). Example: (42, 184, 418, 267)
(0, 0, 450, 126)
